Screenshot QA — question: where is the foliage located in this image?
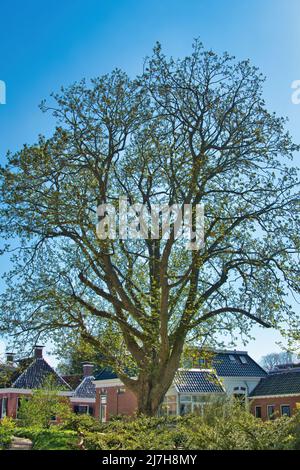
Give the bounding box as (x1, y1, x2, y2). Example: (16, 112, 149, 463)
(0, 39, 299, 414)
(18, 376, 72, 428)
(76, 404, 300, 451)
(56, 337, 104, 375)
(8, 403, 300, 450)
(0, 417, 15, 449)
(14, 426, 77, 450)
(62, 412, 103, 433)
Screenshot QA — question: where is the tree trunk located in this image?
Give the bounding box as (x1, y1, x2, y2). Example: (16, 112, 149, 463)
(134, 345, 184, 416)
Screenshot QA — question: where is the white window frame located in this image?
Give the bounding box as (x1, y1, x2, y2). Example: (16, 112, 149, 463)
(179, 394, 210, 416)
(267, 404, 276, 420)
(239, 356, 248, 364)
(0, 397, 7, 418)
(100, 394, 107, 422)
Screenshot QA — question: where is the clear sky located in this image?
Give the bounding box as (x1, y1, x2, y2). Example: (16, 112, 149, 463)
(0, 0, 299, 365)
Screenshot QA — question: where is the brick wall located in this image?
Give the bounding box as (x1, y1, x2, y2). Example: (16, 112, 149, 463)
(0, 392, 26, 418)
(95, 386, 137, 420)
(250, 395, 300, 420)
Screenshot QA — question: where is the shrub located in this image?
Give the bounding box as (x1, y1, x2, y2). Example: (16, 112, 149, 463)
(0, 417, 15, 449)
(78, 404, 300, 451)
(18, 376, 72, 428)
(14, 427, 78, 450)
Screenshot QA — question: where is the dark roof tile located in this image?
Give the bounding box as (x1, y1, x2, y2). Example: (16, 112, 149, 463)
(212, 352, 267, 377)
(250, 370, 300, 397)
(74, 376, 96, 398)
(12, 358, 72, 390)
(174, 370, 224, 394)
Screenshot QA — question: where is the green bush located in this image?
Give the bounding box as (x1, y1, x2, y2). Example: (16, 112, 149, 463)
(18, 377, 72, 429)
(77, 403, 300, 450)
(0, 417, 15, 449)
(14, 427, 78, 450)
(9, 400, 300, 450)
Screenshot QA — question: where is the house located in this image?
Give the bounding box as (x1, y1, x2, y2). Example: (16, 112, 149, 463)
(0, 347, 268, 422)
(249, 366, 300, 420)
(210, 350, 267, 397)
(0, 347, 98, 420)
(70, 363, 96, 416)
(0, 346, 73, 419)
(92, 350, 266, 421)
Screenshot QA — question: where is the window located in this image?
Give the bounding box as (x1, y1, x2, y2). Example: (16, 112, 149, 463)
(160, 395, 177, 416)
(100, 394, 107, 422)
(255, 406, 262, 418)
(0, 398, 7, 418)
(229, 355, 236, 362)
(179, 394, 210, 416)
(239, 356, 248, 364)
(74, 405, 93, 415)
(281, 405, 291, 417)
(267, 405, 276, 420)
(16, 396, 29, 419)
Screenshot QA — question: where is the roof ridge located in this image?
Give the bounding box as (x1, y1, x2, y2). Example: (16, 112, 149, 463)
(75, 375, 95, 393)
(13, 357, 72, 390)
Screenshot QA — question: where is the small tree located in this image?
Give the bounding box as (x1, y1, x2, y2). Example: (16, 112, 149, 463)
(18, 376, 72, 428)
(261, 351, 299, 372)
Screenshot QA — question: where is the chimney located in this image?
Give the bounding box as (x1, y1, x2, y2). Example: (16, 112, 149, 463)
(6, 352, 15, 365)
(34, 345, 44, 359)
(82, 362, 94, 377)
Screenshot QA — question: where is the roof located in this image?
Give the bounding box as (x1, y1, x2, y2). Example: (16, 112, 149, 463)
(174, 369, 224, 394)
(250, 370, 300, 397)
(212, 351, 267, 377)
(12, 358, 72, 390)
(74, 376, 96, 398)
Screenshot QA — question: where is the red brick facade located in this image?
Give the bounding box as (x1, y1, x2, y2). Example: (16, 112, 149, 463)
(0, 391, 29, 418)
(250, 395, 300, 420)
(95, 386, 137, 421)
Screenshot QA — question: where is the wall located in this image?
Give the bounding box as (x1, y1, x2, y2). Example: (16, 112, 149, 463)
(221, 377, 262, 395)
(0, 392, 24, 418)
(250, 395, 300, 420)
(95, 386, 137, 421)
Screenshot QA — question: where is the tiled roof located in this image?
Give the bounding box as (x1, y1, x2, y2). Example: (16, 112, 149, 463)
(212, 351, 267, 377)
(174, 370, 224, 394)
(74, 376, 96, 398)
(250, 370, 300, 397)
(12, 358, 72, 390)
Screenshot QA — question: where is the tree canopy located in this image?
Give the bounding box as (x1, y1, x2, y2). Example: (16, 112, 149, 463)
(0, 41, 299, 414)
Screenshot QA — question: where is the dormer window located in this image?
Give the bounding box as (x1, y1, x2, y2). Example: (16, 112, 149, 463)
(239, 356, 248, 364)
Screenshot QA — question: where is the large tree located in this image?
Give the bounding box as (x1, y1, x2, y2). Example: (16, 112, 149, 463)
(0, 42, 299, 415)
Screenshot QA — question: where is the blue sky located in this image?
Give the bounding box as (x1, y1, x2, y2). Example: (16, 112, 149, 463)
(0, 0, 299, 365)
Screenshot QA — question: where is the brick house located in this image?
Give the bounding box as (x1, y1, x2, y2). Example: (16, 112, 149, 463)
(0, 346, 73, 419)
(93, 350, 266, 421)
(0, 347, 98, 419)
(249, 367, 300, 420)
(0, 347, 269, 422)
